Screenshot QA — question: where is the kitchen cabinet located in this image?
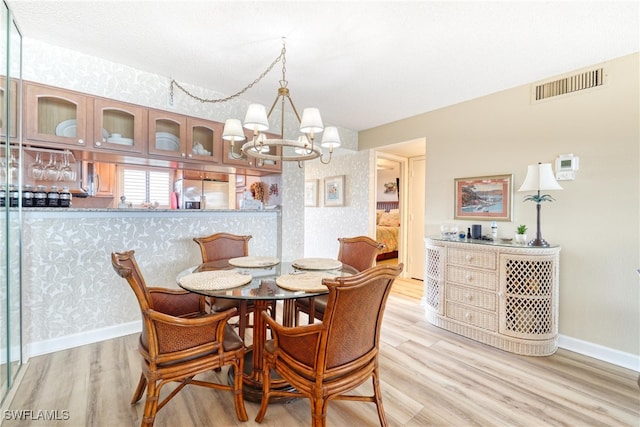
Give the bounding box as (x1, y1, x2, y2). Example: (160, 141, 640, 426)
(24, 82, 90, 148)
(148, 110, 223, 163)
(424, 237, 560, 356)
(94, 162, 116, 196)
(92, 98, 147, 154)
(0, 77, 19, 140)
(222, 129, 282, 172)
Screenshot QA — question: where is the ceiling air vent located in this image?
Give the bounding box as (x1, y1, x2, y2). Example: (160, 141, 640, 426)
(534, 67, 605, 101)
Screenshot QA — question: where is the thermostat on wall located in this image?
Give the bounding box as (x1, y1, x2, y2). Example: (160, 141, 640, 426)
(555, 153, 579, 180)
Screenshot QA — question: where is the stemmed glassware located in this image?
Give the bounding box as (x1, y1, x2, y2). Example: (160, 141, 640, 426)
(31, 152, 44, 180)
(59, 152, 75, 181)
(44, 153, 60, 182)
(8, 149, 19, 184)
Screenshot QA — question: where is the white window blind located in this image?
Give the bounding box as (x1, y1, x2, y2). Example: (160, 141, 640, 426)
(122, 168, 171, 207)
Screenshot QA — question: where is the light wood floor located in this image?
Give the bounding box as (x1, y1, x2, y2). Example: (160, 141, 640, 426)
(4, 284, 639, 426)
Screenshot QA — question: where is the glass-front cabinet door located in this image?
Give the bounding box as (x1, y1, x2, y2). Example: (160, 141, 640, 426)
(222, 129, 282, 172)
(186, 117, 222, 163)
(24, 83, 88, 147)
(93, 98, 146, 153)
(148, 109, 187, 158)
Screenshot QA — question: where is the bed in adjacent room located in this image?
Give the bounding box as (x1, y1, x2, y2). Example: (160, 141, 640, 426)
(376, 201, 399, 261)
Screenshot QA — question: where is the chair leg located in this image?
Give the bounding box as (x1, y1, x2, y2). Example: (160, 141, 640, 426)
(131, 373, 147, 404)
(311, 397, 328, 427)
(141, 380, 160, 427)
(233, 355, 248, 421)
(372, 369, 388, 427)
(254, 357, 272, 422)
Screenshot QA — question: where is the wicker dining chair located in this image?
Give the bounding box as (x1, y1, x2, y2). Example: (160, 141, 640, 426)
(193, 232, 275, 339)
(255, 263, 404, 427)
(294, 236, 385, 325)
(111, 250, 247, 427)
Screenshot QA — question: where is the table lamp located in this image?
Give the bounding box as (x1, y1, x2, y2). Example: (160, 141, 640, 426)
(518, 162, 563, 247)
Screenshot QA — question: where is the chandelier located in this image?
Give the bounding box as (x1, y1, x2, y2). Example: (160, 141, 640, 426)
(170, 38, 340, 166)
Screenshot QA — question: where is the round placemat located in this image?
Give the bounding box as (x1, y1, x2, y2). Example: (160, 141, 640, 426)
(276, 271, 338, 292)
(228, 256, 280, 268)
(179, 270, 252, 291)
(291, 258, 343, 270)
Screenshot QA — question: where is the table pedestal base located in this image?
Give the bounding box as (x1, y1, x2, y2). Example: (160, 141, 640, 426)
(228, 350, 297, 403)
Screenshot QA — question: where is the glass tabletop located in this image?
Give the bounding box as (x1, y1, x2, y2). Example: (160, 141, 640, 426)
(176, 260, 357, 300)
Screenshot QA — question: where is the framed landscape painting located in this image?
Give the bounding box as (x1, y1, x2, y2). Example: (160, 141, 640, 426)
(454, 174, 512, 221)
(324, 175, 344, 207)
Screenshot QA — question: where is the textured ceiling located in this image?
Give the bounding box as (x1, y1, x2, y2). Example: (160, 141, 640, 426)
(6, 1, 639, 132)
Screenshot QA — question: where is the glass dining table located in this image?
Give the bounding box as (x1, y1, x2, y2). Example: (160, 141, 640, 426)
(176, 258, 357, 402)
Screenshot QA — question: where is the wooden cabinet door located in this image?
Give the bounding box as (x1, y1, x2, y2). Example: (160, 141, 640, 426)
(222, 129, 282, 172)
(0, 77, 19, 141)
(94, 162, 116, 197)
(24, 82, 90, 148)
(185, 117, 222, 163)
(92, 98, 147, 154)
(147, 109, 187, 158)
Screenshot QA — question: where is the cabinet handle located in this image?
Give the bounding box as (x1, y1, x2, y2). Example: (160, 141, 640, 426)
(94, 141, 102, 147)
(465, 293, 472, 301)
(465, 254, 472, 262)
(181, 153, 186, 158)
(464, 312, 471, 320)
(77, 139, 84, 145)
(187, 153, 193, 158)
(465, 274, 472, 282)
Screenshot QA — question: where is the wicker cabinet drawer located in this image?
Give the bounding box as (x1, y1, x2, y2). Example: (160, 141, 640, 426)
(446, 284, 496, 311)
(446, 301, 497, 331)
(448, 248, 496, 270)
(446, 265, 497, 290)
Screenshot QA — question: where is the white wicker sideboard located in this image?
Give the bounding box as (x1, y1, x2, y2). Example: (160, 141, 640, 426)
(424, 237, 561, 356)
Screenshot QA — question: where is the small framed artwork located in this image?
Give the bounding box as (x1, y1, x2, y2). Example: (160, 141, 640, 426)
(324, 175, 345, 207)
(304, 179, 318, 207)
(454, 174, 512, 221)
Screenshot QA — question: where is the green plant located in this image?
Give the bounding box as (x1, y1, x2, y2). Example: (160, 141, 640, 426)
(516, 225, 527, 235)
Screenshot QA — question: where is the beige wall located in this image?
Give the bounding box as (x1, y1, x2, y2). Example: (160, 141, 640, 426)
(360, 53, 639, 358)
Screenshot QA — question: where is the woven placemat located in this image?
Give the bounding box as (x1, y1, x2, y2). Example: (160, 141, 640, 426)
(291, 258, 343, 271)
(179, 270, 252, 291)
(276, 271, 338, 292)
(228, 256, 280, 268)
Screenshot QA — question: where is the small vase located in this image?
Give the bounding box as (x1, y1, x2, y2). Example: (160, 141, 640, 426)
(515, 234, 527, 244)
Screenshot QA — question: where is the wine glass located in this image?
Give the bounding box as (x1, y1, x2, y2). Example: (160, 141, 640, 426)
(59, 153, 76, 181)
(44, 153, 60, 181)
(31, 152, 44, 180)
(8, 149, 19, 184)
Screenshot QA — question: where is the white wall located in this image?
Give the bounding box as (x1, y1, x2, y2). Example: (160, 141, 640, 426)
(360, 53, 640, 364)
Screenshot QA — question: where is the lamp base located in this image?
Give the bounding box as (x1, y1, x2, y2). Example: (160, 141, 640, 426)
(528, 238, 549, 247)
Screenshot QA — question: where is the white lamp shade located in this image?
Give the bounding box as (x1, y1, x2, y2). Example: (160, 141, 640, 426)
(299, 107, 324, 133)
(222, 119, 246, 141)
(320, 126, 341, 149)
(518, 163, 563, 192)
(243, 104, 269, 131)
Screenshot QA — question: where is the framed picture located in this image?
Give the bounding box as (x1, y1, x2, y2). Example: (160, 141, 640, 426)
(324, 175, 345, 207)
(304, 179, 318, 207)
(454, 174, 512, 221)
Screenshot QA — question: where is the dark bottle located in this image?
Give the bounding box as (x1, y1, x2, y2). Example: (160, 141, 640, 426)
(466, 227, 472, 239)
(8, 185, 19, 207)
(34, 185, 48, 207)
(0, 186, 5, 207)
(22, 184, 35, 207)
(47, 185, 60, 208)
(59, 186, 71, 208)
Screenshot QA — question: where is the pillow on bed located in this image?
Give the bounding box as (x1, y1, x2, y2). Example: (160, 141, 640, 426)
(376, 210, 385, 224)
(378, 211, 400, 227)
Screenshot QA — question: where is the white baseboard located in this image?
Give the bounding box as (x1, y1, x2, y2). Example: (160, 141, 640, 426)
(558, 334, 640, 372)
(22, 323, 640, 374)
(25, 321, 141, 360)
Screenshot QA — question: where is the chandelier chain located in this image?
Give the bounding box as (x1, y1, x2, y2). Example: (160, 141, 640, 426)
(170, 42, 287, 104)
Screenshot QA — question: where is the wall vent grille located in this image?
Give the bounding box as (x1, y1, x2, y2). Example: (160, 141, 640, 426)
(534, 67, 604, 101)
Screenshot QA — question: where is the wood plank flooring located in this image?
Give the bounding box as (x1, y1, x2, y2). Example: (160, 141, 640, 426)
(3, 294, 639, 426)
